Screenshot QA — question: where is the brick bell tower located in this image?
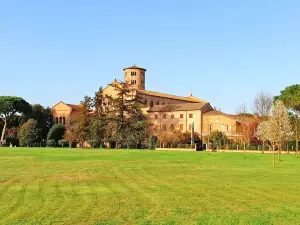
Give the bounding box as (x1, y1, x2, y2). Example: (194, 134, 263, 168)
(123, 65, 146, 90)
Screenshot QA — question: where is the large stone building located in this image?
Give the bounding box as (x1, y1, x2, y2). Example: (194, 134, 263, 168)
(51, 65, 256, 141)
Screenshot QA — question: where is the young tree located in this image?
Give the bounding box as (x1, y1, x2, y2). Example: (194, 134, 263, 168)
(256, 100, 293, 167)
(19, 119, 40, 147)
(73, 96, 92, 147)
(64, 129, 77, 148)
(47, 124, 66, 145)
(253, 91, 273, 117)
(0, 96, 31, 144)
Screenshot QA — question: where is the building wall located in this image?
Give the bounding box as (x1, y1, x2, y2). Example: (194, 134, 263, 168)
(124, 68, 145, 90)
(202, 114, 238, 138)
(148, 110, 202, 135)
(138, 93, 197, 107)
(51, 102, 78, 130)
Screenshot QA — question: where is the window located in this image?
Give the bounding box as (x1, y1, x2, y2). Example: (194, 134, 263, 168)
(162, 102, 165, 105)
(209, 125, 213, 131)
(189, 114, 193, 118)
(162, 125, 167, 131)
(131, 80, 136, 85)
(189, 124, 193, 131)
(63, 117, 66, 125)
(156, 102, 160, 105)
(171, 114, 175, 119)
(180, 124, 184, 130)
(150, 101, 154, 107)
(171, 124, 175, 131)
(180, 114, 184, 119)
(131, 71, 136, 76)
(163, 114, 167, 119)
(59, 117, 62, 124)
(144, 100, 148, 105)
(56, 117, 59, 124)
(155, 115, 158, 119)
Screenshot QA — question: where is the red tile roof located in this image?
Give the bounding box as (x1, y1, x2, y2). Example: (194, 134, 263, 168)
(123, 65, 147, 71)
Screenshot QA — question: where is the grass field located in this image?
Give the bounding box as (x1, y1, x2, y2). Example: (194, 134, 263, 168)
(0, 148, 300, 225)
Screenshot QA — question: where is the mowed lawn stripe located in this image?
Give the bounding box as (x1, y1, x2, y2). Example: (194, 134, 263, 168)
(0, 148, 300, 225)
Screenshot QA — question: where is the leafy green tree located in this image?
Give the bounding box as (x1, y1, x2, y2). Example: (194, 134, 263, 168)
(0, 96, 31, 144)
(208, 131, 228, 149)
(19, 119, 40, 147)
(47, 124, 66, 145)
(106, 81, 147, 147)
(31, 104, 53, 140)
(275, 84, 300, 114)
(275, 84, 300, 155)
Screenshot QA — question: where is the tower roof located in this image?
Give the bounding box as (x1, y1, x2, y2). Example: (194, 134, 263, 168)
(123, 65, 147, 71)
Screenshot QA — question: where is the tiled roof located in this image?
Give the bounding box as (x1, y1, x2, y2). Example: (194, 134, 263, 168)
(203, 110, 258, 124)
(147, 102, 209, 112)
(123, 65, 147, 71)
(137, 89, 207, 103)
(67, 104, 81, 111)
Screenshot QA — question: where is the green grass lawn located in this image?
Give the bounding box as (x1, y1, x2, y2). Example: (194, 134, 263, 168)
(0, 148, 300, 225)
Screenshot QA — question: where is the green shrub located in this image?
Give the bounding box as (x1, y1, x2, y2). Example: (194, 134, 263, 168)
(47, 139, 56, 147)
(148, 136, 158, 150)
(58, 139, 69, 148)
(5, 136, 19, 147)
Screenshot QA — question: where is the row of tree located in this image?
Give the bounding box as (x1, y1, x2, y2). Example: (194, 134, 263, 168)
(0, 96, 53, 146)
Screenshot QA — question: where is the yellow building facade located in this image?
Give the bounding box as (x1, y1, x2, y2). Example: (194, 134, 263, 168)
(51, 65, 255, 141)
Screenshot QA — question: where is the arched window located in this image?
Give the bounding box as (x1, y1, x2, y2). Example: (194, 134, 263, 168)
(144, 100, 148, 105)
(56, 117, 59, 124)
(63, 117, 66, 125)
(150, 101, 154, 107)
(59, 117, 62, 124)
(156, 102, 160, 105)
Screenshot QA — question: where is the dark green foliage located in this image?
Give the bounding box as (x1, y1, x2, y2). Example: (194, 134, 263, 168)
(0, 96, 31, 143)
(47, 124, 66, 143)
(275, 84, 300, 113)
(4, 136, 19, 147)
(58, 139, 69, 148)
(19, 119, 41, 147)
(208, 131, 228, 149)
(31, 105, 53, 140)
(148, 136, 158, 150)
(106, 81, 147, 148)
(47, 139, 56, 147)
(237, 113, 254, 117)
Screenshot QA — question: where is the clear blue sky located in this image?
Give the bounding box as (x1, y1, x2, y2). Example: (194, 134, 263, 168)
(0, 0, 299, 113)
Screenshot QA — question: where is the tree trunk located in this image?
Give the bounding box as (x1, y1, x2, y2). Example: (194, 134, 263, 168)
(296, 132, 299, 158)
(0, 118, 7, 144)
(272, 144, 275, 168)
(262, 141, 265, 154)
(277, 144, 281, 161)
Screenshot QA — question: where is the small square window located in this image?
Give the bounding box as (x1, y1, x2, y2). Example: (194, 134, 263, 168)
(180, 114, 184, 119)
(171, 114, 174, 119)
(163, 114, 167, 119)
(180, 124, 184, 130)
(189, 114, 193, 118)
(155, 115, 158, 119)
